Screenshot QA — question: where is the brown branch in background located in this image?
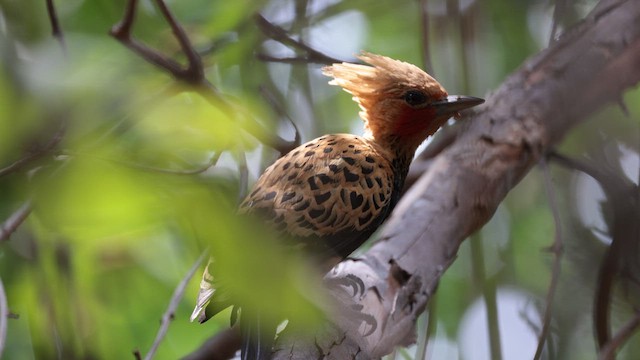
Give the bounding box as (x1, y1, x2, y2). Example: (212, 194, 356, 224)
(254, 14, 345, 65)
(110, 0, 297, 154)
(0, 277, 7, 358)
(132, 350, 142, 360)
(548, 0, 568, 44)
(119, 154, 221, 175)
(134, 252, 207, 360)
(598, 310, 640, 360)
(419, 0, 434, 75)
(258, 85, 301, 149)
(236, 150, 249, 205)
(110, 0, 203, 85)
(548, 152, 617, 347)
(0, 201, 32, 243)
(533, 157, 564, 360)
(182, 326, 242, 360)
(549, 150, 640, 352)
(45, 0, 66, 52)
(0, 121, 66, 178)
(62, 150, 221, 176)
(153, 0, 203, 82)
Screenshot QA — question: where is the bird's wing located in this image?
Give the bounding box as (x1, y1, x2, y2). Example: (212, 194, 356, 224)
(190, 258, 233, 323)
(239, 133, 395, 258)
(192, 134, 395, 323)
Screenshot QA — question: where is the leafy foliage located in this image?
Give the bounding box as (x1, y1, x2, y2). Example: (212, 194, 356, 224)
(0, 0, 638, 359)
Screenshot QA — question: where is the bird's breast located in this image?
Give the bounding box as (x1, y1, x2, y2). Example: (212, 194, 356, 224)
(238, 134, 400, 260)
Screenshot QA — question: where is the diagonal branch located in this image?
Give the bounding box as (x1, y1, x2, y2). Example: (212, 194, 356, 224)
(0, 277, 7, 358)
(110, 0, 297, 154)
(549, 150, 639, 350)
(598, 310, 640, 360)
(533, 158, 565, 360)
(254, 14, 345, 65)
(45, 0, 66, 52)
(0, 201, 32, 243)
(0, 120, 66, 178)
(110, 0, 203, 84)
(134, 251, 207, 360)
(272, 0, 640, 358)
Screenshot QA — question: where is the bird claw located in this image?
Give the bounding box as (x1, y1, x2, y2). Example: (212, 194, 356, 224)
(344, 304, 377, 336)
(325, 274, 366, 298)
(325, 275, 376, 335)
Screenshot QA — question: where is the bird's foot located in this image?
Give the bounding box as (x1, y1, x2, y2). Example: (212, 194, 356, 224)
(325, 274, 366, 298)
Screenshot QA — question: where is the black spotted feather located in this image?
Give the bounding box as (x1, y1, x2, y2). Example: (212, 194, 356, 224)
(238, 133, 396, 259)
(191, 133, 403, 323)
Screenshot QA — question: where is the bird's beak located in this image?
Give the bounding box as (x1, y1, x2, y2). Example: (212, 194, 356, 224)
(432, 95, 484, 117)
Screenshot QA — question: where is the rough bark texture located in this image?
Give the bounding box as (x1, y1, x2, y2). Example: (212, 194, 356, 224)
(272, 0, 640, 358)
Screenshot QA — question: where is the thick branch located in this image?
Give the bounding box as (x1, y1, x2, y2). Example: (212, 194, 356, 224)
(273, 0, 640, 358)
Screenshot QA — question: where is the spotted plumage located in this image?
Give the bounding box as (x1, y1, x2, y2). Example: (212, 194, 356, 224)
(191, 52, 484, 359)
(238, 134, 395, 259)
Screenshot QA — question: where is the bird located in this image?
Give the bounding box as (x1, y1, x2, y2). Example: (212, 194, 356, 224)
(190, 52, 484, 359)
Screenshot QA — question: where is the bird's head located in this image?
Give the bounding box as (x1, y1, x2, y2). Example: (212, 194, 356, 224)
(323, 52, 483, 156)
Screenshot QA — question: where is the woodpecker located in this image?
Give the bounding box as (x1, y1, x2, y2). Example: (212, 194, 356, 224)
(191, 52, 484, 359)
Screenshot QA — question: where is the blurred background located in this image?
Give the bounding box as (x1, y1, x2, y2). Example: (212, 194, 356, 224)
(0, 0, 638, 359)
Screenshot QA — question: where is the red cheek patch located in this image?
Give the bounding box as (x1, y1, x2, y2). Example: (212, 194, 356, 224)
(393, 107, 438, 137)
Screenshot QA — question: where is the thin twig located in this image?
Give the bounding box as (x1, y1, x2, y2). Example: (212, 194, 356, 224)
(533, 157, 564, 360)
(110, 0, 296, 154)
(548, 0, 568, 44)
(258, 85, 301, 151)
(253, 14, 344, 65)
(419, 0, 434, 75)
(110, 0, 203, 85)
(0, 121, 66, 178)
(598, 310, 640, 360)
(549, 151, 639, 350)
(0, 277, 7, 358)
(181, 326, 242, 360)
(62, 151, 222, 176)
(469, 233, 502, 360)
(45, 0, 66, 52)
(415, 296, 437, 360)
(152, 0, 203, 83)
(236, 150, 249, 205)
(136, 252, 207, 360)
(255, 54, 334, 65)
(548, 152, 607, 185)
(0, 201, 32, 243)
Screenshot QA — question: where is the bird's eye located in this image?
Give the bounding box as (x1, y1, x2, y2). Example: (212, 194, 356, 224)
(403, 90, 427, 107)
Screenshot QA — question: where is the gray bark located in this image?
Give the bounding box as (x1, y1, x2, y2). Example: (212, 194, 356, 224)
(272, 0, 640, 358)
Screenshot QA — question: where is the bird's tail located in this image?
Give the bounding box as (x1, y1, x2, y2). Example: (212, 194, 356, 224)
(191, 258, 232, 323)
(240, 309, 275, 360)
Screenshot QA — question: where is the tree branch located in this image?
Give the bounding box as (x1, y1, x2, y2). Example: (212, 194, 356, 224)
(0, 277, 7, 359)
(0, 121, 66, 178)
(181, 326, 241, 360)
(533, 158, 564, 360)
(110, 0, 297, 154)
(0, 201, 32, 243)
(45, 0, 66, 52)
(136, 252, 207, 360)
(272, 0, 640, 358)
(254, 14, 346, 65)
(548, 149, 639, 350)
(598, 310, 640, 360)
